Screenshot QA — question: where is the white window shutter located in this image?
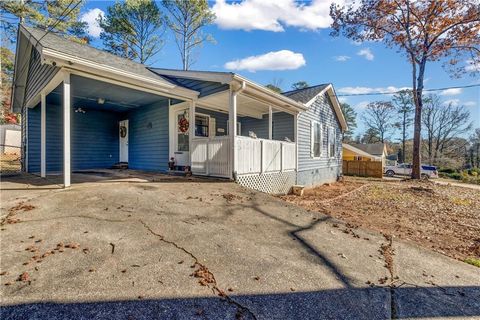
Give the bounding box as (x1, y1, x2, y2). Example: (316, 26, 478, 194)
(209, 118, 216, 137)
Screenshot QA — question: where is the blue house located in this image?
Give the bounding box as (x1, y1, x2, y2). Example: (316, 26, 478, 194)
(12, 25, 347, 194)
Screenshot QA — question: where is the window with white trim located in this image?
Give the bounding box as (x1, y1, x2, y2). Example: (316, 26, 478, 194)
(311, 121, 322, 158)
(328, 126, 336, 158)
(195, 114, 210, 137)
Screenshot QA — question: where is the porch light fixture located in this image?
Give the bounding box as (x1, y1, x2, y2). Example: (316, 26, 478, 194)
(97, 97, 105, 104)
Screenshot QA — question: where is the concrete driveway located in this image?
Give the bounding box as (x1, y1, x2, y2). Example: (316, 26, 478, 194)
(1, 171, 479, 320)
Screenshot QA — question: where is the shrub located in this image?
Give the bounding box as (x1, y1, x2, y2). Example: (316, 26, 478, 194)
(439, 168, 456, 174)
(448, 173, 462, 180)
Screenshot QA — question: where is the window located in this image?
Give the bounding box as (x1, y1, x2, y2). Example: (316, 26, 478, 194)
(195, 114, 209, 137)
(328, 126, 336, 158)
(311, 121, 322, 158)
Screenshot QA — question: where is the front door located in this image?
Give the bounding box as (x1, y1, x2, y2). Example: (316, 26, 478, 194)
(174, 109, 190, 167)
(119, 120, 129, 163)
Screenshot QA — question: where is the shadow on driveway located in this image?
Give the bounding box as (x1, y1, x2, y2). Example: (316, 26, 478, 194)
(1, 286, 479, 320)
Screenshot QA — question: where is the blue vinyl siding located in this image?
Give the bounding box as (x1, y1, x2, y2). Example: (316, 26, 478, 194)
(27, 103, 63, 173)
(127, 100, 169, 171)
(297, 93, 343, 186)
(72, 109, 120, 170)
(25, 48, 59, 104)
(28, 100, 121, 173)
(27, 105, 40, 173)
(239, 112, 294, 141)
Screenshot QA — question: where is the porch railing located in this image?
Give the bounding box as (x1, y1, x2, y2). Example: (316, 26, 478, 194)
(191, 136, 296, 178)
(191, 136, 231, 178)
(235, 136, 296, 175)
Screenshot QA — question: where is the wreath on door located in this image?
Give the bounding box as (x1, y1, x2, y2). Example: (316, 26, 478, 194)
(120, 125, 127, 138)
(178, 112, 189, 133)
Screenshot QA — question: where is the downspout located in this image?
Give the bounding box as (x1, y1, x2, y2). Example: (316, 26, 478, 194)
(230, 80, 246, 180)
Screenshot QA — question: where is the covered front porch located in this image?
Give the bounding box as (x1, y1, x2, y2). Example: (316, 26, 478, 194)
(171, 82, 302, 193)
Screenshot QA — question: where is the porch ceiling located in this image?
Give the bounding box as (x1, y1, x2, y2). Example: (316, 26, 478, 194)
(197, 91, 274, 119)
(48, 75, 170, 113)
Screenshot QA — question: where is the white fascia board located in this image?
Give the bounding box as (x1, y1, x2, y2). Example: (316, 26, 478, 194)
(42, 49, 199, 100)
(25, 70, 67, 108)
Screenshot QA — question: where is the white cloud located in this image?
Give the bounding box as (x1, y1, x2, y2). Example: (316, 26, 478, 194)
(212, 0, 343, 32)
(224, 50, 306, 72)
(81, 8, 105, 38)
(337, 86, 410, 95)
(464, 101, 477, 107)
(334, 55, 351, 62)
(443, 99, 460, 106)
(357, 48, 374, 61)
(338, 97, 348, 103)
(440, 88, 462, 96)
(465, 59, 480, 72)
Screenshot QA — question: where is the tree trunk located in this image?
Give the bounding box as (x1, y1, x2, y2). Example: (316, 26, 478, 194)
(412, 59, 426, 179)
(402, 113, 406, 163)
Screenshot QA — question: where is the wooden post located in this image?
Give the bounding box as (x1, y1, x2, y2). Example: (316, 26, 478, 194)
(229, 87, 238, 178)
(63, 74, 71, 188)
(40, 93, 46, 177)
(268, 105, 273, 140)
(189, 99, 196, 170)
(294, 113, 298, 172)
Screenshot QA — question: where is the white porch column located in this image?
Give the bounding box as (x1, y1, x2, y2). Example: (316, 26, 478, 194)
(229, 87, 238, 179)
(268, 105, 273, 140)
(40, 93, 46, 178)
(189, 99, 196, 168)
(63, 73, 71, 188)
(294, 112, 299, 172)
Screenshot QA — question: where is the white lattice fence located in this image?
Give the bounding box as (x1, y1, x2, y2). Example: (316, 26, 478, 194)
(236, 171, 297, 195)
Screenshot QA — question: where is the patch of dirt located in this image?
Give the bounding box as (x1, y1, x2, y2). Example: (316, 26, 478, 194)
(1, 202, 36, 225)
(222, 193, 243, 202)
(281, 178, 480, 261)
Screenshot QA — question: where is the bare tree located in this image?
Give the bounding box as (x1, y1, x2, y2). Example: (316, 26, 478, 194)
(392, 90, 414, 162)
(361, 101, 396, 143)
(422, 95, 472, 165)
(330, 0, 480, 178)
(162, 0, 215, 70)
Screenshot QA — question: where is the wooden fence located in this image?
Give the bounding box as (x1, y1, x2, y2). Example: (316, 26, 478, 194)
(342, 160, 383, 178)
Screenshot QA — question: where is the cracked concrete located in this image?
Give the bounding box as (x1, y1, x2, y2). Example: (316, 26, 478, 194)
(1, 172, 479, 319)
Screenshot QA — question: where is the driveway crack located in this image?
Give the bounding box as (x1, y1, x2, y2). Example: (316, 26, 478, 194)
(139, 220, 258, 320)
(380, 234, 398, 319)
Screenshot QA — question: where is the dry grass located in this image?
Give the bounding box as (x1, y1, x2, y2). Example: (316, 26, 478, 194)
(281, 177, 480, 262)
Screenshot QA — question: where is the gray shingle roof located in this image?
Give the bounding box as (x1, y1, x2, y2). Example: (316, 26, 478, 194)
(23, 26, 174, 85)
(281, 84, 329, 103)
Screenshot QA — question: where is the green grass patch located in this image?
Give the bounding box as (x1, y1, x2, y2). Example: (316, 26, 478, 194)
(464, 258, 480, 268)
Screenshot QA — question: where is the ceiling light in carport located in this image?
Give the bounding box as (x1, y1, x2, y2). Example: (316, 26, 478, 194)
(97, 98, 105, 104)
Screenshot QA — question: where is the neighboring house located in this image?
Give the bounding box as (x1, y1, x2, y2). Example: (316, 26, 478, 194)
(11, 25, 347, 194)
(343, 143, 388, 165)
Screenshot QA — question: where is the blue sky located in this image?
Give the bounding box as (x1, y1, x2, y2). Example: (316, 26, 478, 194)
(80, 1, 479, 139)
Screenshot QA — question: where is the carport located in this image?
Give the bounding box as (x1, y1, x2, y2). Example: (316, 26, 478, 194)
(11, 25, 198, 187)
